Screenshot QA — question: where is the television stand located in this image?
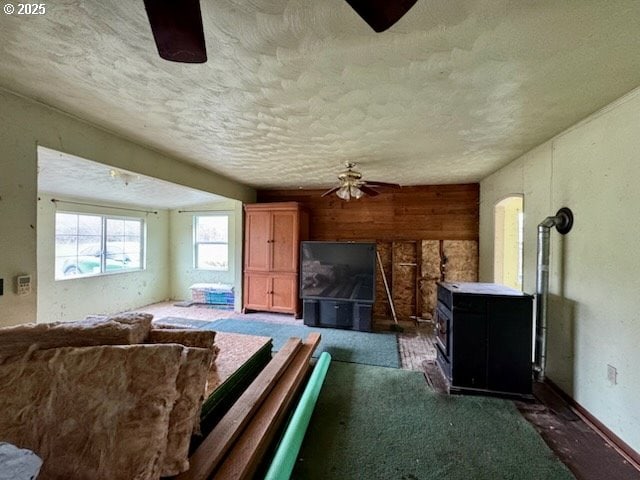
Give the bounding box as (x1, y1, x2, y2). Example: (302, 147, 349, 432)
(302, 298, 373, 332)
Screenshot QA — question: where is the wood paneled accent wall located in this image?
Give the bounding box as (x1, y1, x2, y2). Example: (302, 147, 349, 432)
(256, 184, 479, 327)
(257, 184, 479, 241)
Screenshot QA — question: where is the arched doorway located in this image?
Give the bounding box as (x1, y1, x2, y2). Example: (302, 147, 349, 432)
(494, 195, 524, 290)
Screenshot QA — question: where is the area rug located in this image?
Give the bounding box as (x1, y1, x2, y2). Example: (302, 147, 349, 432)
(156, 317, 400, 368)
(292, 362, 575, 480)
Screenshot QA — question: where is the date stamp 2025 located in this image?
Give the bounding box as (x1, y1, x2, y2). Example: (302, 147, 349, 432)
(3, 3, 47, 15)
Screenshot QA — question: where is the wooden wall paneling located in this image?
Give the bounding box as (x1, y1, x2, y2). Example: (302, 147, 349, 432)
(373, 242, 392, 322)
(257, 184, 479, 242)
(392, 241, 417, 322)
(419, 240, 441, 322)
(443, 240, 479, 282)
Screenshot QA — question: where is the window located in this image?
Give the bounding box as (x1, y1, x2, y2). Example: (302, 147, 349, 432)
(55, 212, 144, 279)
(194, 215, 229, 270)
(494, 196, 524, 290)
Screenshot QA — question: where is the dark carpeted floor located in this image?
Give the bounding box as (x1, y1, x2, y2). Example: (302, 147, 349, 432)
(162, 318, 401, 368)
(292, 361, 575, 480)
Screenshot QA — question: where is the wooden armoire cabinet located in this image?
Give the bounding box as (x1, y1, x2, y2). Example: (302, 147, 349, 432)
(243, 202, 309, 316)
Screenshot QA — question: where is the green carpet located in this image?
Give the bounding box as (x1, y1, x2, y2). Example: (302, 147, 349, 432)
(187, 318, 401, 368)
(293, 362, 574, 480)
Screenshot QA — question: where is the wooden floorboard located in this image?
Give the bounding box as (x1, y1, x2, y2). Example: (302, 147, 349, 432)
(423, 365, 640, 479)
(516, 383, 640, 480)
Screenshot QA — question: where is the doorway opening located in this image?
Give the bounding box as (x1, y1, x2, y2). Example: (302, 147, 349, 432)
(494, 195, 524, 290)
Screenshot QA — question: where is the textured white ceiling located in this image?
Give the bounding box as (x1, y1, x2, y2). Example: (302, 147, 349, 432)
(2, 1, 640, 189)
(37, 147, 224, 209)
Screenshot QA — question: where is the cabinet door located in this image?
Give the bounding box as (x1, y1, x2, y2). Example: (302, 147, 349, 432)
(270, 210, 298, 272)
(270, 274, 297, 313)
(245, 210, 271, 271)
(244, 274, 271, 310)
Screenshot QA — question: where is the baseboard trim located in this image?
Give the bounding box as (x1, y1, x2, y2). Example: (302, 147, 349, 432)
(545, 378, 640, 469)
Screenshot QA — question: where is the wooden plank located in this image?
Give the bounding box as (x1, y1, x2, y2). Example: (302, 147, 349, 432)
(213, 333, 321, 480)
(392, 241, 417, 321)
(256, 184, 479, 241)
(176, 338, 302, 480)
(419, 240, 441, 321)
(373, 242, 392, 322)
(415, 244, 422, 318)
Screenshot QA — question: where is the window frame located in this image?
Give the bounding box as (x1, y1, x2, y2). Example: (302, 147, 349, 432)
(54, 211, 146, 281)
(193, 213, 230, 271)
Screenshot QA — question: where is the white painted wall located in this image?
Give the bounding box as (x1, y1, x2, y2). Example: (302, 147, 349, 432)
(36, 194, 170, 322)
(170, 200, 244, 311)
(0, 89, 254, 326)
(480, 87, 640, 453)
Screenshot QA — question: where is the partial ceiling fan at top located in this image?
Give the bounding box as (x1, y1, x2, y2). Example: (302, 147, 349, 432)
(142, 0, 419, 63)
(321, 162, 401, 201)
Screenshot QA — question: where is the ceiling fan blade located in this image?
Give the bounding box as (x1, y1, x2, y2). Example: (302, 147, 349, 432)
(363, 181, 401, 189)
(359, 185, 380, 197)
(143, 0, 207, 63)
(345, 0, 419, 32)
(321, 186, 341, 197)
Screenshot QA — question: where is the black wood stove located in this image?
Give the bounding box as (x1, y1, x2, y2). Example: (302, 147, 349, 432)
(435, 282, 534, 399)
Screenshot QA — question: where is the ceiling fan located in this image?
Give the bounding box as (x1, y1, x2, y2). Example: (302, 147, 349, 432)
(143, 0, 419, 63)
(321, 162, 401, 201)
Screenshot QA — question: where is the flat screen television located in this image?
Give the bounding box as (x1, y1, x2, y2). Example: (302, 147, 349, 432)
(300, 241, 376, 303)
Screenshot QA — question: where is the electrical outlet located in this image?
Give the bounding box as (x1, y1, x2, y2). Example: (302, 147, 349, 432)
(607, 364, 617, 385)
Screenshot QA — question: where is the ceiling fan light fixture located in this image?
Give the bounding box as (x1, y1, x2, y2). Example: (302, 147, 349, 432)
(110, 169, 137, 187)
(321, 162, 400, 200)
(350, 185, 364, 199)
(336, 185, 351, 200)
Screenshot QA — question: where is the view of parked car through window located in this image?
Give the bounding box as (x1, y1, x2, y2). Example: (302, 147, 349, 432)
(55, 213, 144, 280)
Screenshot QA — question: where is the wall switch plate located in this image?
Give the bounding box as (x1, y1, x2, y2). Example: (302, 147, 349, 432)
(607, 364, 618, 385)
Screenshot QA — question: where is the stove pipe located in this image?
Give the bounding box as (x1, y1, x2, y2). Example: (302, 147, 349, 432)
(534, 207, 573, 382)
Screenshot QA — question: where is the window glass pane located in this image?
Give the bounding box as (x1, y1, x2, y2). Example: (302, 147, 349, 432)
(55, 213, 78, 235)
(124, 235, 141, 248)
(57, 255, 79, 277)
(106, 218, 125, 235)
(78, 236, 102, 255)
(55, 213, 144, 279)
(125, 220, 141, 236)
(196, 216, 228, 242)
(78, 215, 102, 235)
(55, 235, 78, 257)
(197, 244, 228, 270)
(123, 253, 141, 270)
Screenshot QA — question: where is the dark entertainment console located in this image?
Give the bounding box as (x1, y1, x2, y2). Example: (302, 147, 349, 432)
(300, 241, 375, 332)
(435, 282, 534, 398)
(302, 299, 372, 331)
